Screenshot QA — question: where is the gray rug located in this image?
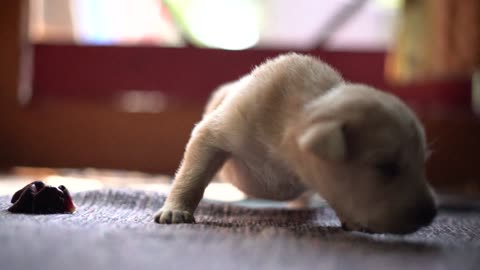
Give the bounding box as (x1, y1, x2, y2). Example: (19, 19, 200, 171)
(1, 189, 479, 270)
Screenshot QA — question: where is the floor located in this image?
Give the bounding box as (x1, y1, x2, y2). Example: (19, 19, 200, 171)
(2, 186, 480, 270)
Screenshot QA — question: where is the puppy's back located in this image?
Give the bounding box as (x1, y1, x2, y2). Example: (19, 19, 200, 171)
(206, 54, 344, 136)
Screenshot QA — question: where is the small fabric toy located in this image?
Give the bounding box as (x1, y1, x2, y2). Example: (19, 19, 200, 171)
(8, 181, 76, 214)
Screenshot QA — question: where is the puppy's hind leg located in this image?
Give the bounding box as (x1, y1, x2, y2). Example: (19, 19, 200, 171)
(154, 124, 228, 224)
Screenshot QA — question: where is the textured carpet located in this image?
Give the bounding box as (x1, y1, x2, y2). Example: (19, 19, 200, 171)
(1, 189, 479, 270)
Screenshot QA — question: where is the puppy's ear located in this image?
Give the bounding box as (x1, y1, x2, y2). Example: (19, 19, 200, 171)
(297, 121, 347, 161)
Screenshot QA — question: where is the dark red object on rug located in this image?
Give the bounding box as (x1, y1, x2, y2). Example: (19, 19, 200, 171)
(8, 181, 76, 214)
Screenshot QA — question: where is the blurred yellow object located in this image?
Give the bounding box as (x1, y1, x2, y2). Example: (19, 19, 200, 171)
(386, 0, 480, 82)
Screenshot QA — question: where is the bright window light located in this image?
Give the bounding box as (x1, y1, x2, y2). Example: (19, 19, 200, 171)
(173, 0, 261, 50)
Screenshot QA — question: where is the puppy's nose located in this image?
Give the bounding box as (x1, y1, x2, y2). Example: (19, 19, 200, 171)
(412, 205, 437, 227)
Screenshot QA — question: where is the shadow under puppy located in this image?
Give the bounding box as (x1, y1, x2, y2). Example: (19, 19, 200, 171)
(154, 53, 437, 234)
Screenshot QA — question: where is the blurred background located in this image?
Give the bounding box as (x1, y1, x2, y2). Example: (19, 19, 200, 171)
(0, 0, 479, 196)
(28, 0, 398, 50)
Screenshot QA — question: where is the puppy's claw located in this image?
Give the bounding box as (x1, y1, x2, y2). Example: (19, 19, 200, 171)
(154, 209, 195, 224)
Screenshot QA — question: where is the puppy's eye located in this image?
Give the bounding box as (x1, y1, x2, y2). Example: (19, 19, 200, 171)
(375, 161, 399, 177)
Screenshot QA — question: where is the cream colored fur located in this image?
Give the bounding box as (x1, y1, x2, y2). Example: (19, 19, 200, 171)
(154, 53, 436, 234)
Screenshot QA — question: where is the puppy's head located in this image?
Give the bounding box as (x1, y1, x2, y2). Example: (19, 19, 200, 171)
(298, 83, 436, 234)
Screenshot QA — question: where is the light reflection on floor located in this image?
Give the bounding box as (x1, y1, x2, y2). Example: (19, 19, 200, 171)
(0, 168, 246, 203)
(0, 167, 332, 209)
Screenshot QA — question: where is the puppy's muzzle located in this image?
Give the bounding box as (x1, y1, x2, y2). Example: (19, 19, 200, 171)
(341, 201, 437, 235)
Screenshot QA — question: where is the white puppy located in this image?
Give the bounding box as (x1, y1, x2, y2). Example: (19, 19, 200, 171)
(154, 53, 436, 234)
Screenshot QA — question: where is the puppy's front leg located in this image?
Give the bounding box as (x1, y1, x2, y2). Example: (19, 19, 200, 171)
(154, 125, 228, 224)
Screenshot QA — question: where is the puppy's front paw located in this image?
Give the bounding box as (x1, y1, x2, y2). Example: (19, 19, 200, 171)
(153, 208, 195, 224)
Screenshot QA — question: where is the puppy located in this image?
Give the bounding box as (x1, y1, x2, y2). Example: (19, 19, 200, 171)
(154, 53, 437, 234)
